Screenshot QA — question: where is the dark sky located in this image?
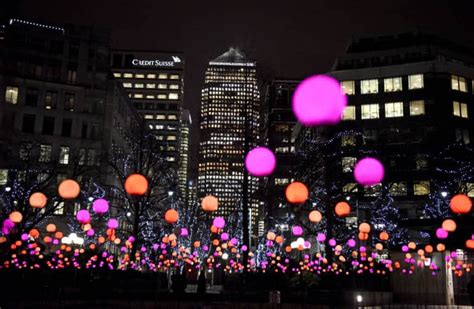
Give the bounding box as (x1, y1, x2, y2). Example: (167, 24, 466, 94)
(8, 0, 474, 173)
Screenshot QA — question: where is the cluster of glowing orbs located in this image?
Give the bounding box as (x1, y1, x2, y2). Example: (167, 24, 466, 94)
(164, 209, 179, 224)
(379, 231, 389, 241)
(29, 192, 47, 209)
(9, 211, 23, 223)
(124, 173, 148, 196)
(353, 157, 384, 186)
(334, 202, 351, 217)
(308, 210, 322, 223)
(92, 199, 109, 214)
(58, 179, 81, 199)
(213, 217, 225, 229)
(450, 194, 472, 214)
(201, 195, 218, 212)
(76, 210, 91, 224)
(46, 223, 56, 233)
(292, 225, 303, 236)
(244, 147, 276, 177)
(291, 75, 347, 126)
(285, 181, 309, 204)
(442, 219, 457, 232)
(358, 222, 371, 234)
(107, 218, 119, 229)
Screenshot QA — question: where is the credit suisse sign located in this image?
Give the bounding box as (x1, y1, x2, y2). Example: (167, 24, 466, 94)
(131, 56, 182, 68)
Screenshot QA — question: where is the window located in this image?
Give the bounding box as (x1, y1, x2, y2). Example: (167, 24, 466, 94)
(0, 169, 7, 185)
(19, 142, 32, 160)
(144, 114, 154, 119)
(64, 93, 75, 111)
(25, 88, 39, 106)
(42, 116, 55, 135)
(123, 73, 133, 78)
(39, 144, 52, 162)
(59, 146, 70, 165)
(147, 74, 156, 79)
(61, 119, 72, 137)
(361, 104, 379, 119)
(467, 183, 474, 198)
(79, 149, 86, 165)
(342, 106, 356, 120)
(275, 146, 289, 153)
(133, 93, 144, 99)
(158, 73, 168, 79)
(157, 94, 167, 99)
(134, 83, 144, 89)
(5, 86, 19, 104)
(341, 81, 355, 95)
(122, 82, 132, 88)
(146, 83, 156, 89)
(113, 72, 122, 78)
(169, 84, 179, 90)
(135, 73, 145, 79)
(158, 84, 167, 89)
(67, 69, 77, 84)
(384, 77, 402, 92)
(451, 75, 467, 92)
(408, 74, 423, 89)
(342, 157, 357, 173)
(156, 114, 166, 120)
(389, 182, 407, 196)
(360, 79, 378, 94)
(364, 184, 381, 197)
(167, 135, 177, 141)
(363, 129, 378, 143)
(53, 201, 64, 215)
(385, 102, 404, 118)
(453, 101, 468, 118)
(413, 181, 430, 195)
(22, 114, 36, 133)
(170, 74, 179, 80)
(415, 155, 428, 170)
(45, 91, 57, 109)
(456, 129, 470, 144)
(343, 183, 358, 193)
(168, 93, 179, 100)
(341, 134, 357, 147)
(409, 100, 425, 116)
(168, 114, 178, 120)
(81, 123, 88, 138)
(87, 149, 98, 166)
(275, 178, 290, 185)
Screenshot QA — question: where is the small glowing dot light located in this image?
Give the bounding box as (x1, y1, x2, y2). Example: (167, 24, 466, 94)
(335, 201, 351, 217)
(213, 217, 225, 229)
(292, 75, 347, 126)
(354, 157, 384, 186)
(308, 210, 322, 223)
(244, 147, 276, 177)
(442, 219, 457, 232)
(92, 199, 109, 214)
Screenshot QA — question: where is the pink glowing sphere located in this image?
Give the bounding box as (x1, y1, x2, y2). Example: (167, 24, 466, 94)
(213, 217, 225, 229)
(92, 199, 109, 214)
(292, 75, 347, 126)
(354, 157, 385, 186)
(316, 233, 326, 242)
(402, 245, 409, 252)
(221, 232, 229, 241)
(86, 229, 95, 237)
(292, 225, 303, 236)
(108, 218, 119, 229)
(347, 239, 356, 247)
(328, 239, 336, 247)
(436, 228, 448, 239)
(76, 210, 91, 224)
(180, 228, 189, 237)
(244, 147, 276, 177)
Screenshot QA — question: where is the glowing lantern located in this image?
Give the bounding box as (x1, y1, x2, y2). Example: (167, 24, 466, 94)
(450, 194, 472, 214)
(436, 228, 448, 239)
(358, 232, 369, 241)
(292, 75, 347, 126)
(108, 218, 119, 229)
(29, 229, 40, 238)
(58, 179, 80, 199)
(466, 240, 474, 249)
(165, 209, 179, 224)
(442, 219, 457, 232)
(316, 233, 326, 242)
(379, 231, 389, 241)
(29, 192, 47, 209)
(92, 199, 109, 214)
(375, 243, 383, 251)
(244, 147, 276, 177)
(210, 225, 218, 233)
(124, 173, 148, 196)
(353, 157, 384, 186)
(425, 245, 433, 253)
(46, 224, 56, 233)
(275, 236, 284, 244)
(213, 217, 225, 229)
(408, 242, 416, 250)
(55, 232, 63, 239)
(308, 210, 322, 223)
(335, 202, 351, 217)
(201, 195, 218, 212)
(285, 181, 309, 204)
(76, 210, 91, 224)
(358, 222, 371, 234)
(267, 231, 276, 241)
(436, 243, 445, 252)
(9, 211, 23, 223)
(347, 239, 356, 247)
(292, 225, 303, 236)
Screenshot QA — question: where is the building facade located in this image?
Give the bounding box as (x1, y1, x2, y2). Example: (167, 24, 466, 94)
(178, 109, 191, 197)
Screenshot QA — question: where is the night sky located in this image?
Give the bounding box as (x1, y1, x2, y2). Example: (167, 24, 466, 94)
(6, 0, 474, 173)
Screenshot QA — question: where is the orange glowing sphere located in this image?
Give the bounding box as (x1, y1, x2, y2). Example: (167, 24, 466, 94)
(335, 202, 351, 217)
(425, 245, 433, 253)
(450, 194, 472, 214)
(201, 195, 218, 212)
(379, 231, 389, 241)
(442, 219, 457, 232)
(308, 210, 322, 223)
(210, 225, 218, 233)
(29, 192, 48, 209)
(358, 232, 369, 241)
(9, 211, 23, 223)
(193, 241, 201, 248)
(46, 223, 56, 233)
(436, 243, 445, 252)
(164, 209, 179, 224)
(285, 181, 309, 204)
(466, 240, 474, 250)
(358, 222, 371, 234)
(275, 236, 284, 244)
(266, 231, 276, 240)
(54, 232, 63, 239)
(58, 179, 80, 199)
(375, 243, 383, 251)
(408, 242, 416, 250)
(285, 245, 292, 253)
(29, 229, 40, 238)
(124, 173, 148, 196)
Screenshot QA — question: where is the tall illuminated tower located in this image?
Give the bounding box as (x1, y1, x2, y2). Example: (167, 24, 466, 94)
(198, 48, 260, 233)
(178, 109, 191, 196)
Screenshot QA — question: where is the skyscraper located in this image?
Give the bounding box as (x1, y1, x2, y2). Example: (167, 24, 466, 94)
(198, 48, 260, 233)
(178, 109, 191, 196)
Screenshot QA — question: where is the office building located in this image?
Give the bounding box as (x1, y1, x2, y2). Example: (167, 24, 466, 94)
(178, 109, 191, 196)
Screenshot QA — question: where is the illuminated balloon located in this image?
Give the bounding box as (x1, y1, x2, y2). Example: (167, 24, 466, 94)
(425, 245, 433, 253)
(29, 192, 47, 209)
(358, 222, 371, 233)
(466, 240, 474, 250)
(213, 217, 225, 229)
(335, 202, 351, 217)
(29, 229, 40, 238)
(354, 157, 384, 186)
(436, 243, 445, 252)
(292, 225, 303, 236)
(266, 231, 276, 241)
(450, 194, 472, 214)
(308, 210, 322, 223)
(244, 147, 276, 177)
(292, 75, 347, 126)
(442, 219, 457, 232)
(124, 174, 148, 196)
(58, 179, 80, 199)
(436, 228, 448, 239)
(408, 242, 416, 250)
(46, 223, 56, 233)
(347, 239, 356, 247)
(358, 232, 369, 241)
(76, 210, 91, 224)
(164, 209, 179, 224)
(92, 199, 109, 214)
(108, 218, 119, 229)
(316, 233, 326, 242)
(285, 181, 309, 204)
(9, 211, 23, 223)
(379, 231, 389, 241)
(201, 195, 218, 212)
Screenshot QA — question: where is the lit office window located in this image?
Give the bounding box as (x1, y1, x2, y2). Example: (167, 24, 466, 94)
(158, 73, 168, 79)
(360, 79, 378, 94)
(135, 83, 144, 88)
(156, 114, 166, 120)
(146, 83, 156, 89)
(167, 135, 177, 141)
(53, 201, 64, 215)
(409, 100, 425, 116)
(408, 74, 424, 89)
(341, 134, 357, 147)
(158, 94, 167, 99)
(275, 147, 289, 153)
(389, 182, 407, 196)
(122, 82, 132, 88)
(413, 181, 430, 195)
(342, 157, 357, 173)
(133, 94, 144, 99)
(168, 93, 179, 100)
(155, 124, 164, 130)
(45, 91, 57, 109)
(135, 73, 145, 79)
(342, 106, 356, 120)
(87, 149, 97, 166)
(147, 74, 156, 79)
(158, 84, 168, 89)
(113, 72, 122, 78)
(343, 183, 358, 193)
(64, 93, 75, 111)
(385, 102, 404, 118)
(453, 101, 468, 118)
(169, 84, 179, 90)
(146, 95, 154, 99)
(341, 81, 355, 95)
(384, 77, 402, 92)
(274, 178, 290, 185)
(467, 183, 474, 198)
(455, 129, 470, 144)
(0, 169, 8, 185)
(39, 144, 52, 163)
(5, 86, 19, 104)
(144, 114, 154, 119)
(166, 157, 176, 162)
(415, 154, 428, 170)
(78, 149, 86, 165)
(59, 146, 70, 165)
(361, 104, 379, 119)
(451, 75, 467, 92)
(168, 114, 178, 120)
(123, 73, 133, 78)
(170, 74, 180, 80)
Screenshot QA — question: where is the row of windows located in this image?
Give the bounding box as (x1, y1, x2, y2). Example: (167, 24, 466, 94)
(113, 72, 180, 80)
(143, 113, 178, 120)
(342, 101, 425, 120)
(341, 74, 424, 95)
(19, 143, 99, 166)
(343, 181, 432, 196)
(129, 92, 179, 100)
(5, 86, 78, 111)
(18, 114, 100, 139)
(122, 82, 180, 90)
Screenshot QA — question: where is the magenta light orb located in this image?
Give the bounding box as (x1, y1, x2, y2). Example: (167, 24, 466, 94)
(128, 236, 135, 243)
(92, 199, 109, 214)
(213, 217, 225, 229)
(180, 228, 189, 237)
(328, 239, 336, 247)
(221, 232, 229, 241)
(108, 218, 119, 229)
(353, 157, 385, 186)
(436, 228, 448, 239)
(230, 238, 238, 246)
(316, 233, 326, 242)
(76, 210, 91, 224)
(292, 75, 347, 126)
(86, 229, 95, 237)
(241, 245, 248, 252)
(347, 239, 356, 247)
(244, 147, 276, 177)
(402, 245, 409, 252)
(292, 225, 303, 236)
(21, 233, 29, 241)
